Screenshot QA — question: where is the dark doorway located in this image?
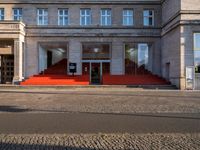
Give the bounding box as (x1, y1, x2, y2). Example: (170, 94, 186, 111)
(47, 51, 52, 68)
(0, 55, 14, 84)
(91, 63, 101, 84)
(166, 63, 170, 81)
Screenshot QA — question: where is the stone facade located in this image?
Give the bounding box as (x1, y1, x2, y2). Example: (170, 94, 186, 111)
(0, 0, 199, 89)
(161, 0, 200, 89)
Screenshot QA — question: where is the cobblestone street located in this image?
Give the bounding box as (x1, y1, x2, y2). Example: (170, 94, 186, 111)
(0, 133, 200, 150)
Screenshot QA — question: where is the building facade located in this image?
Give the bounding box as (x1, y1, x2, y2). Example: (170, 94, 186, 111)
(0, 0, 199, 89)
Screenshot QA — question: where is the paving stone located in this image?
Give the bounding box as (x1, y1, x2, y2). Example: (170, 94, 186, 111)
(0, 134, 200, 150)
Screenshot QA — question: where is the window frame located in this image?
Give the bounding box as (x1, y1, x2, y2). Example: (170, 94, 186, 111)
(37, 8, 48, 26)
(100, 8, 112, 26)
(58, 8, 69, 26)
(13, 8, 22, 21)
(123, 9, 134, 26)
(143, 9, 154, 27)
(80, 8, 92, 26)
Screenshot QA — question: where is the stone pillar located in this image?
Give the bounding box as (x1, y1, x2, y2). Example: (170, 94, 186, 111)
(13, 39, 24, 84)
(111, 41, 124, 75)
(68, 40, 82, 75)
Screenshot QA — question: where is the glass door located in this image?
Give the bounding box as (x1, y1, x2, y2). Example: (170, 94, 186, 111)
(90, 63, 101, 84)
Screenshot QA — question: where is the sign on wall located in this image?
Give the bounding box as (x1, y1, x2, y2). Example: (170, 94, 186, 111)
(69, 63, 77, 76)
(186, 66, 195, 90)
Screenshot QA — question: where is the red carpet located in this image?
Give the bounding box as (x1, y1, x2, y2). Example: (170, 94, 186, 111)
(21, 59, 169, 86)
(21, 59, 90, 85)
(21, 75, 90, 85)
(102, 74, 170, 85)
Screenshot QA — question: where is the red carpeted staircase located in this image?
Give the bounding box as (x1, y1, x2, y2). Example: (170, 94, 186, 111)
(42, 59, 68, 75)
(103, 60, 170, 85)
(21, 58, 170, 86)
(21, 59, 90, 85)
(102, 74, 170, 85)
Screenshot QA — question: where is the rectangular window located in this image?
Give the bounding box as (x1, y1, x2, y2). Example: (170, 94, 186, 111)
(194, 33, 200, 73)
(143, 10, 154, 26)
(123, 9, 133, 26)
(37, 9, 48, 25)
(80, 9, 91, 26)
(58, 9, 69, 26)
(13, 8, 22, 21)
(125, 43, 150, 75)
(0, 8, 4, 20)
(101, 9, 112, 26)
(194, 33, 200, 50)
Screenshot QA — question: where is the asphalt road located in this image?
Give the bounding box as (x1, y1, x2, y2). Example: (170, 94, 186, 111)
(0, 112, 200, 134)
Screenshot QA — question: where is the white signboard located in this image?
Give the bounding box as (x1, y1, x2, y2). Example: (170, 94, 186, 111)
(186, 66, 195, 90)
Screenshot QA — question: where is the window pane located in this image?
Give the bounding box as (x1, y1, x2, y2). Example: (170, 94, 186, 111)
(86, 9, 90, 15)
(194, 51, 200, 73)
(149, 18, 153, 26)
(125, 43, 150, 75)
(144, 17, 149, 26)
(143, 10, 149, 17)
(81, 16, 85, 25)
(0, 9, 4, 20)
(64, 17, 68, 25)
(138, 44, 149, 67)
(86, 16, 91, 25)
(194, 34, 200, 50)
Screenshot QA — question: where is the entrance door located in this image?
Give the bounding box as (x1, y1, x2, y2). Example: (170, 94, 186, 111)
(195, 73, 200, 90)
(0, 55, 14, 84)
(91, 63, 101, 84)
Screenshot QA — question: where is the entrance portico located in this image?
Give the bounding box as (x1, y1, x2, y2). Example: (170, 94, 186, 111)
(0, 21, 25, 84)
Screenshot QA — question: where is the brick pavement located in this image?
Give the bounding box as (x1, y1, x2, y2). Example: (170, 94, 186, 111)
(0, 133, 200, 150)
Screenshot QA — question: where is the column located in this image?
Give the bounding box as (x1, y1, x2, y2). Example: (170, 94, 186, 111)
(13, 39, 24, 84)
(111, 41, 124, 75)
(68, 40, 82, 75)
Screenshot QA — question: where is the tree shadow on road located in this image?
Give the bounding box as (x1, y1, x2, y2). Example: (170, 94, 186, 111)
(0, 106, 30, 112)
(0, 142, 98, 150)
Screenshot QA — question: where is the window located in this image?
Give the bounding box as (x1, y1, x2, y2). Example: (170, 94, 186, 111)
(13, 8, 22, 21)
(143, 10, 154, 26)
(37, 9, 48, 25)
(194, 33, 200, 50)
(80, 9, 91, 26)
(101, 9, 112, 26)
(58, 9, 69, 26)
(194, 33, 200, 73)
(0, 8, 4, 20)
(123, 9, 133, 26)
(125, 43, 150, 75)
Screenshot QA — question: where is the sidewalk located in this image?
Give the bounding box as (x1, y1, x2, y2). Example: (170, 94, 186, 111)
(0, 88, 199, 113)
